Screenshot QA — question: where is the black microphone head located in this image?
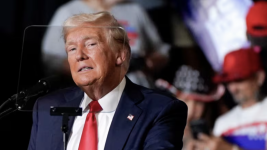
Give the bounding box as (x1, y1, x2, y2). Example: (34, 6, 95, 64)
(38, 75, 63, 92)
(22, 74, 74, 100)
(13, 75, 73, 109)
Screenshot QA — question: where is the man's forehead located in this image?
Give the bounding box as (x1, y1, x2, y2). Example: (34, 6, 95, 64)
(66, 27, 105, 42)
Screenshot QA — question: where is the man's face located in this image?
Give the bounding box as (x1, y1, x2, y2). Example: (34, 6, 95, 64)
(103, 0, 124, 6)
(178, 97, 205, 137)
(226, 77, 259, 105)
(183, 99, 204, 123)
(65, 27, 119, 87)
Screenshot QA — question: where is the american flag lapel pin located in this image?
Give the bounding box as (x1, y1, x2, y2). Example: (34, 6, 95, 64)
(127, 114, 134, 121)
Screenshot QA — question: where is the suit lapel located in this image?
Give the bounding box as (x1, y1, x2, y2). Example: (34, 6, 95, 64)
(104, 78, 144, 150)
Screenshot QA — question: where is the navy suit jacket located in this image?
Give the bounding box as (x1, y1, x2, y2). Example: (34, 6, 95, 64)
(28, 77, 187, 150)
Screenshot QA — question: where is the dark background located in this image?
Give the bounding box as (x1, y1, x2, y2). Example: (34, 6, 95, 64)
(0, 0, 68, 149)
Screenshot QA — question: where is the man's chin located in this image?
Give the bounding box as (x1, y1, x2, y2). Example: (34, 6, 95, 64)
(233, 97, 247, 105)
(75, 79, 97, 87)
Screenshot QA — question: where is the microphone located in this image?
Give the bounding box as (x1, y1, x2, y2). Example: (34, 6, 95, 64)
(12, 75, 63, 103)
(0, 75, 65, 118)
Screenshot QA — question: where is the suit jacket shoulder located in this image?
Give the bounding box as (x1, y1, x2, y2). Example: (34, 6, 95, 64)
(28, 86, 83, 150)
(104, 78, 188, 150)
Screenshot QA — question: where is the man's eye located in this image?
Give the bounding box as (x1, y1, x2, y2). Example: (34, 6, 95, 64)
(86, 43, 97, 47)
(68, 48, 76, 51)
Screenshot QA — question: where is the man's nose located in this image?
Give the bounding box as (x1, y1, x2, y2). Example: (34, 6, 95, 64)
(227, 82, 238, 93)
(75, 46, 88, 61)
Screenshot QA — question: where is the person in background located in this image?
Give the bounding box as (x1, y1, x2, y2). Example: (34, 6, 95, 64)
(41, 0, 170, 88)
(28, 11, 187, 150)
(246, 1, 267, 50)
(131, 0, 173, 44)
(195, 48, 267, 150)
(246, 0, 267, 96)
(155, 64, 225, 150)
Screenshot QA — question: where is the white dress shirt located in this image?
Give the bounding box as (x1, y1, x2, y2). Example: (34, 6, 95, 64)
(67, 77, 126, 150)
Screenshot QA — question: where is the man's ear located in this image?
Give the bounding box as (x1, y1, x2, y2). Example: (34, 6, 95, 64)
(256, 70, 265, 87)
(116, 49, 127, 66)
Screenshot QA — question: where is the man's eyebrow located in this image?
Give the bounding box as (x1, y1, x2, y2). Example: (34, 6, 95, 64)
(83, 36, 99, 42)
(65, 41, 75, 46)
(66, 36, 99, 46)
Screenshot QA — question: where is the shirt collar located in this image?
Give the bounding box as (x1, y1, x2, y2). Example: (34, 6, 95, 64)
(81, 77, 126, 112)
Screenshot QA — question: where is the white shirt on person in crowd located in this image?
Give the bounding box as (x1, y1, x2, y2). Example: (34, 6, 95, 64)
(213, 97, 267, 150)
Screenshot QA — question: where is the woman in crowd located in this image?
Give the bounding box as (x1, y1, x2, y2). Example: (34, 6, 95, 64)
(155, 64, 226, 150)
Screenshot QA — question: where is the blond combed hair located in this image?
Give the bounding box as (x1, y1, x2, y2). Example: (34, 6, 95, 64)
(63, 11, 131, 71)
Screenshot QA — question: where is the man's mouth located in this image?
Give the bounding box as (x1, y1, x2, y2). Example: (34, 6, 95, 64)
(78, 66, 93, 72)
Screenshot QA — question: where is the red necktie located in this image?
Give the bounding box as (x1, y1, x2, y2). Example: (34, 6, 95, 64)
(78, 100, 103, 150)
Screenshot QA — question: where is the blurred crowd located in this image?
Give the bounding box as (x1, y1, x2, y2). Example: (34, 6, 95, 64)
(40, 0, 267, 149)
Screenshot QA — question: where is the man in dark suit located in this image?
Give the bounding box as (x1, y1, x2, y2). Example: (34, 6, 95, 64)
(28, 11, 187, 150)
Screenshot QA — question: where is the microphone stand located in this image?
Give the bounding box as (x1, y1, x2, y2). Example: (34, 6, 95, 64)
(0, 75, 66, 119)
(50, 106, 82, 150)
(0, 76, 58, 119)
(0, 107, 19, 120)
(0, 93, 28, 119)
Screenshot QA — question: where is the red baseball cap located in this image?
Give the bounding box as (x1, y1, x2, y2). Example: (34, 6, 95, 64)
(246, 1, 267, 36)
(213, 47, 263, 83)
